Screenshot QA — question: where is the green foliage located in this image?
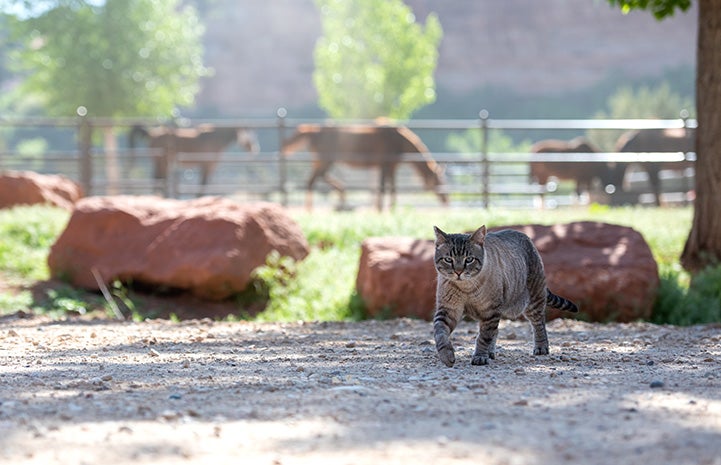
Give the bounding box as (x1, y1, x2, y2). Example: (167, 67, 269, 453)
(446, 129, 533, 157)
(0, 204, 716, 326)
(653, 264, 721, 325)
(266, 207, 698, 323)
(607, 0, 692, 19)
(0, 290, 32, 315)
(587, 82, 695, 151)
(0, 205, 69, 279)
(250, 248, 363, 322)
(7, 0, 209, 117)
(313, 0, 442, 119)
(41, 285, 95, 316)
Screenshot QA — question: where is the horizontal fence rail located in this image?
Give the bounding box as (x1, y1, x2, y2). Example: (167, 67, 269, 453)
(0, 113, 697, 209)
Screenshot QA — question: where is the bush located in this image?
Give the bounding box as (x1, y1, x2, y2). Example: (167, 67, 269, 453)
(653, 264, 721, 325)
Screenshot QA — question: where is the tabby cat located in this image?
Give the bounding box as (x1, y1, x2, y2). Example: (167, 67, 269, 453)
(432, 225, 578, 367)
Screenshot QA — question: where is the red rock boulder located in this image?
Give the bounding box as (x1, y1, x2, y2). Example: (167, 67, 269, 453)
(356, 237, 436, 320)
(356, 222, 659, 322)
(0, 170, 83, 210)
(47, 196, 309, 300)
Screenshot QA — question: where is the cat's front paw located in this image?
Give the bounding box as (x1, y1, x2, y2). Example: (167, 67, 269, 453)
(472, 353, 491, 365)
(533, 345, 549, 356)
(437, 347, 456, 367)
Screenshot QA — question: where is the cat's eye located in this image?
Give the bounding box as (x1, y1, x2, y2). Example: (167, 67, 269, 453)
(464, 257, 475, 264)
(443, 257, 453, 264)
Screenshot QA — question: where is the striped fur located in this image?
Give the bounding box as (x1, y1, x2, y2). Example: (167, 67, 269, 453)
(432, 226, 578, 367)
(547, 289, 579, 313)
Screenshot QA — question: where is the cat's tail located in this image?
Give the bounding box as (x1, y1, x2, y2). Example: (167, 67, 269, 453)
(546, 289, 579, 313)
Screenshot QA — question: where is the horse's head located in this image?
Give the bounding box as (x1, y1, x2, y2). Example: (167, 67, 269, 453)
(422, 161, 449, 205)
(237, 129, 260, 154)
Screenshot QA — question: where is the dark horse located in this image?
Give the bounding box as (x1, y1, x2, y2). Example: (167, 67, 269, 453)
(530, 137, 613, 204)
(129, 124, 260, 196)
(615, 127, 695, 206)
(281, 124, 448, 210)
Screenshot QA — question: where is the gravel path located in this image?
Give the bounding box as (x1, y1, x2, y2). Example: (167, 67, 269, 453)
(1, 314, 720, 465)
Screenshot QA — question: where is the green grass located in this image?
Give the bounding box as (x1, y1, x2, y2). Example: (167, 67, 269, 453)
(0, 205, 70, 280)
(1, 203, 717, 325)
(286, 205, 698, 323)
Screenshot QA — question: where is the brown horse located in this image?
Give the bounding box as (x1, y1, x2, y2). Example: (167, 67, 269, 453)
(129, 124, 259, 196)
(614, 127, 695, 206)
(530, 137, 613, 203)
(281, 124, 448, 210)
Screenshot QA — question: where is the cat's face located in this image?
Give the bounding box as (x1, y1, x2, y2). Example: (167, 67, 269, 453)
(433, 226, 486, 281)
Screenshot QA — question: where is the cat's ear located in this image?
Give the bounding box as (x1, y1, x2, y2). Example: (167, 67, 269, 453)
(433, 226, 448, 244)
(470, 225, 487, 245)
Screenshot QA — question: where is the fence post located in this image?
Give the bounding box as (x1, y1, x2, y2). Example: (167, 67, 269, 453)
(77, 109, 93, 195)
(276, 107, 288, 207)
(479, 109, 490, 208)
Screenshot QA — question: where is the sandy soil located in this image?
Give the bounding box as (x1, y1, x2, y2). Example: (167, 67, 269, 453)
(1, 313, 720, 465)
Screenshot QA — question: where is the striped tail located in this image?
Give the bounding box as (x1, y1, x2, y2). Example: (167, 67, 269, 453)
(546, 289, 579, 313)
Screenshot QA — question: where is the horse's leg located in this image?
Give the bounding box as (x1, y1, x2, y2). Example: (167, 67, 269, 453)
(198, 163, 210, 197)
(387, 164, 398, 211)
(153, 153, 166, 196)
(376, 167, 386, 211)
(305, 164, 324, 210)
(321, 171, 346, 210)
(536, 174, 548, 210)
(647, 163, 662, 206)
(307, 161, 345, 210)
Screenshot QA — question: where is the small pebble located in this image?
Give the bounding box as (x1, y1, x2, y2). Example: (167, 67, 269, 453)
(650, 380, 665, 388)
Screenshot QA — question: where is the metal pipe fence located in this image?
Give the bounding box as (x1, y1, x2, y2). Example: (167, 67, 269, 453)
(0, 112, 697, 209)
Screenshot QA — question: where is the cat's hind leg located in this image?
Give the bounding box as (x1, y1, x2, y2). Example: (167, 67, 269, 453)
(433, 305, 462, 367)
(472, 312, 501, 365)
(524, 302, 549, 356)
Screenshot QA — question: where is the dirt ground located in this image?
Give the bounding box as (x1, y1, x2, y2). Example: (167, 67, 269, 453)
(1, 313, 720, 465)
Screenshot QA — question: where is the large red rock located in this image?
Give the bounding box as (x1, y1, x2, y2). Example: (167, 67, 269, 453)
(356, 237, 437, 320)
(48, 196, 309, 300)
(356, 222, 659, 322)
(0, 170, 83, 210)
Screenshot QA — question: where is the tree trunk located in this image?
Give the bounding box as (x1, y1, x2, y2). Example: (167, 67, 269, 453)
(681, 0, 721, 272)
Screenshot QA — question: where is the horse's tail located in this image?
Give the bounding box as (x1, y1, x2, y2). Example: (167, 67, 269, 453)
(280, 125, 318, 156)
(128, 125, 149, 170)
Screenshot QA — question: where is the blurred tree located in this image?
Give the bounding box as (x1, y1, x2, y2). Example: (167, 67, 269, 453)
(608, 0, 721, 273)
(586, 83, 695, 151)
(313, 0, 442, 120)
(7, 0, 208, 117)
(446, 129, 532, 157)
(4, 0, 209, 192)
